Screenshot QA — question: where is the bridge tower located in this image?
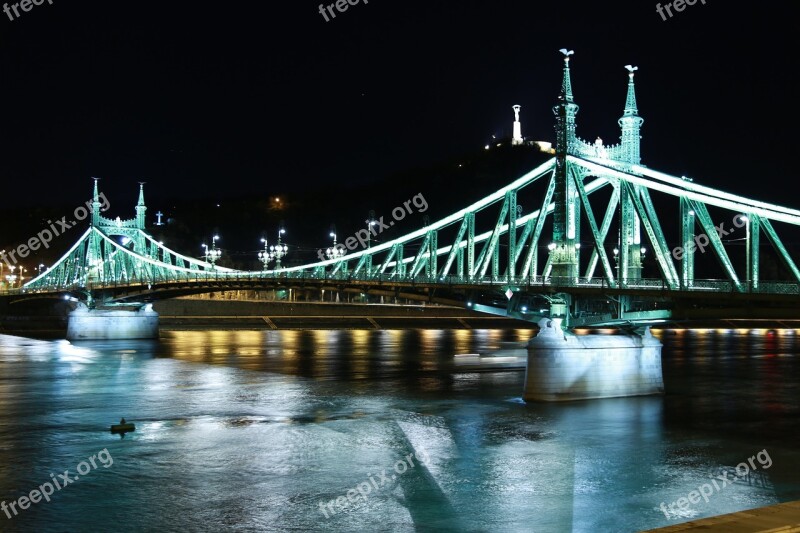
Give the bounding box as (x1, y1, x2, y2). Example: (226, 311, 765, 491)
(86, 178, 104, 288)
(550, 49, 580, 283)
(618, 66, 644, 283)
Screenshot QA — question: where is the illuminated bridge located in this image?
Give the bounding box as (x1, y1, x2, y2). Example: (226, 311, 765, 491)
(10, 51, 800, 330)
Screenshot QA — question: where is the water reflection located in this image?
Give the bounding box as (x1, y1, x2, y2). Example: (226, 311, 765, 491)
(0, 329, 798, 532)
(160, 329, 534, 386)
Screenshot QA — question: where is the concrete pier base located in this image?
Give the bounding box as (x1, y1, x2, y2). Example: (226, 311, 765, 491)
(524, 319, 663, 402)
(66, 305, 159, 340)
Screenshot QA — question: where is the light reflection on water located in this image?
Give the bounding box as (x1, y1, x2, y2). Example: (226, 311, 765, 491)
(0, 328, 798, 532)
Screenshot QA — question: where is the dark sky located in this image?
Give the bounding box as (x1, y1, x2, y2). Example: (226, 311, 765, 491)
(0, 0, 796, 211)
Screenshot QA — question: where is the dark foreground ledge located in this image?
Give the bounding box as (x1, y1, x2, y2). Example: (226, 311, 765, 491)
(642, 499, 800, 532)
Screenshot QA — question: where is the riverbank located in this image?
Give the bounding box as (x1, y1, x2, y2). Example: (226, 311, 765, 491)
(153, 299, 533, 330)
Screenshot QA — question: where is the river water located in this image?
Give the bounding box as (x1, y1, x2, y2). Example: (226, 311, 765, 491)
(1, 327, 799, 532)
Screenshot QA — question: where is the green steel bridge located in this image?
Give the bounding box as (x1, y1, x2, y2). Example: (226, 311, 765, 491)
(10, 51, 800, 327)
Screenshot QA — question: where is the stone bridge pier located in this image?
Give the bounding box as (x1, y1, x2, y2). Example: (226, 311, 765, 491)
(66, 303, 159, 340)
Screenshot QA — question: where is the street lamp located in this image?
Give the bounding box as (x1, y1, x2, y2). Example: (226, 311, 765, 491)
(739, 215, 750, 290)
(38, 263, 46, 276)
(6, 265, 17, 289)
(365, 210, 377, 249)
(258, 238, 272, 270)
(269, 227, 288, 269)
(326, 228, 345, 260)
(202, 235, 222, 268)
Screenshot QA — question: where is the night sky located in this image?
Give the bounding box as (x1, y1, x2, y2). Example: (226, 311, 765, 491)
(0, 1, 797, 261)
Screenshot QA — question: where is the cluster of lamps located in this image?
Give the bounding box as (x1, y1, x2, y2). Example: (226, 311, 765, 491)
(1, 252, 48, 290)
(201, 235, 222, 267)
(2, 263, 25, 288)
(258, 228, 289, 270)
(326, 230, 345, 260)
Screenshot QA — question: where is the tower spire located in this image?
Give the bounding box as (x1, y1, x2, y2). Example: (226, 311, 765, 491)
(136, 182, 147, 229)
(553, 49, 580, 155)
(619, 65, 644, 164)
(623, 65, 640, 116)
(558, 48, 576, 103)
(91, 177, 101, 226)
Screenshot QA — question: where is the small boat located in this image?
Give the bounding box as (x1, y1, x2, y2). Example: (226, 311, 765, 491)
(110, 419, 135, 434)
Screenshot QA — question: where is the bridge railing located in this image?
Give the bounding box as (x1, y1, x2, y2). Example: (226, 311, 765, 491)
(14, 270, 800, 297)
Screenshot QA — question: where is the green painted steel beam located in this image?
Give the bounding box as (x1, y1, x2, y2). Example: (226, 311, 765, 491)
(478, 194, 511, 278)
(760, 218, 800, 283)
(622, 182, 678, 289)
(523, 170, 557, 280)
(507, 190, 517, 282)
(749, 215, 760, 290)
(638, 187, 679, 284)
(584, 185, 619, 281)
(440, 217, 470, 278)
(680, 197, 695, 288)
(688, 200, 743, 291)
(572, 164, 617, 286)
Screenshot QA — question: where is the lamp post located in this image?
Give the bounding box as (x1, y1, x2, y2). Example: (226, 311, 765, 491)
(6, 265, 17, 289)
(38, 263, 46, 276)
(326, 228, 345, 260)
(202, 235, 222, 268)
(269, 227, 288, 269)
(258, 238, 272, 270)
(640, 247, 646, 278)
(365, 210, 377, 249)
(613, 247, 620, 282)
